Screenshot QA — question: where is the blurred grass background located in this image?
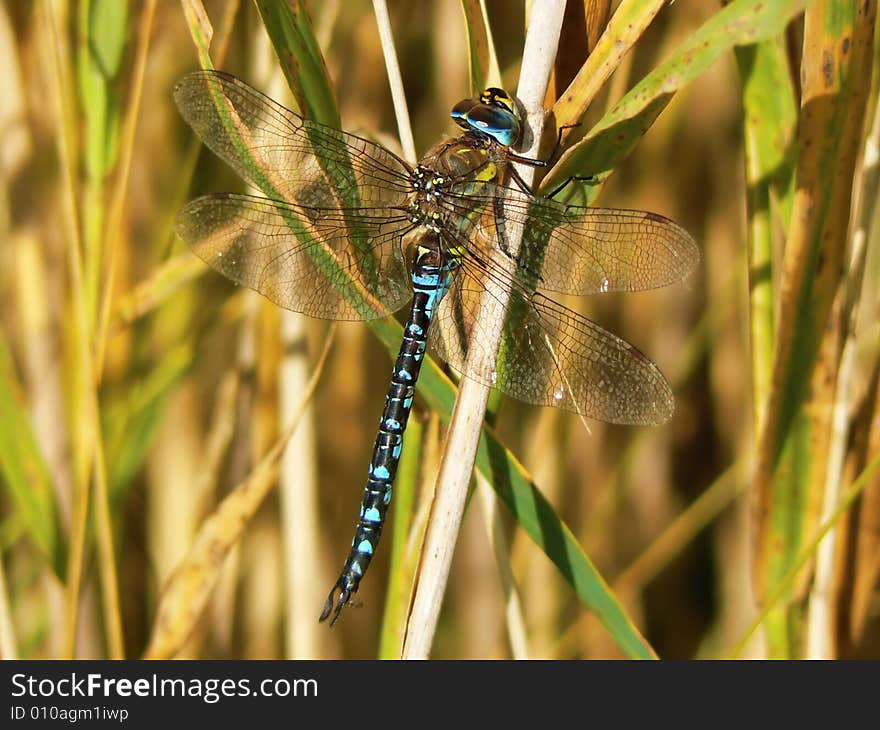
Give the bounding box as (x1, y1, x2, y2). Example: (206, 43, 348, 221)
(1, 0, 879, 659)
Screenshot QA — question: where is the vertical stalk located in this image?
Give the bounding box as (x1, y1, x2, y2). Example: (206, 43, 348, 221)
(372, 0, 416, 163)
(402, 0, 566, 659)
(279, 313, 323, 658)
(44, 0, 91, 659)
(805, 49, 880, 657)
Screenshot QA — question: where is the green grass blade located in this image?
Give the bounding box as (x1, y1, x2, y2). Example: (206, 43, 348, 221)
(0, 332, 65, 579)
(734, 36, 796, 445)
(76, 0, 127, 328)
(254, 0, 340, 126)
(734, 36, 797, 656)
(253, 4, 381, 293)
(459, 0, 502, 91)
(103, 343, 194, 497)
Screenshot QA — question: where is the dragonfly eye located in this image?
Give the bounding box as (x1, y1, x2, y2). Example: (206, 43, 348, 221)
(450, 92, 520, 147)
(463, 105, 520, 147)
(450, 97, 478, 130)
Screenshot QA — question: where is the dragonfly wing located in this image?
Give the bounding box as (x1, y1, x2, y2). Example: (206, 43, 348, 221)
(174, 70, 413, 210)
(441, 183, 698, 295)
(429, 252, 674, 424)
(175, 193, 412, 321)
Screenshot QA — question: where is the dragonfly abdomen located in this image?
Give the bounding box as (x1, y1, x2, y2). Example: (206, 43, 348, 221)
(320, 238, 456, 624)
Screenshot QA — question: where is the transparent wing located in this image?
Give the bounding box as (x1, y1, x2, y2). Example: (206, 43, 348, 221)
(173, 70, 413, 209)
(440, 181, 698, 295)
(430, 236, 674, 425)
(175, 193, 413, 321)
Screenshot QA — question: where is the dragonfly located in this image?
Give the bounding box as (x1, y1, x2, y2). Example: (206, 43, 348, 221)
(173, 70, 698, 625)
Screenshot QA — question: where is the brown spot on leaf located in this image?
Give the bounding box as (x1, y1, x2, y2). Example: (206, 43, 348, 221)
(823, 50, 834, 88)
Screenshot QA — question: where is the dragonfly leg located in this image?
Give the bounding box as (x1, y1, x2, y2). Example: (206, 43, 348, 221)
(508, 165, 537, 195)
(506, 124, 590, 198)
(545, 173, 600, 200)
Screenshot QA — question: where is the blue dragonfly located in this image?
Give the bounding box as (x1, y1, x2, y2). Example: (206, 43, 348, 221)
(173, 71, 698, 625)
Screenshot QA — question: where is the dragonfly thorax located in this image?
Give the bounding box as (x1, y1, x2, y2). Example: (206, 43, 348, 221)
(406, 164, 455, 232)
(410, 164, 450, 198)
(406, 200, 447, 233)
(420, 136, 504, 182)
(406, 139, 509, 236)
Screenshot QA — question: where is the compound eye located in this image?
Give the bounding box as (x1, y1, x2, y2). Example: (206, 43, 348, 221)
(462, 104, 520, 147)
(450, 96, 479, 127)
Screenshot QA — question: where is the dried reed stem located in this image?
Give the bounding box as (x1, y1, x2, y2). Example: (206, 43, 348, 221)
(805, 70, 880, 659)
(372, 0, 416, 163)
(401, 0, 566, 659)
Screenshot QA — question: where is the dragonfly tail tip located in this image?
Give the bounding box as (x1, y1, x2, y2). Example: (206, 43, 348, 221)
(319, 581, 353, 626)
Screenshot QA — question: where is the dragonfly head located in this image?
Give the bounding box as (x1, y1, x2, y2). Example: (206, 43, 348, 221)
(450, 87, 521, 147)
